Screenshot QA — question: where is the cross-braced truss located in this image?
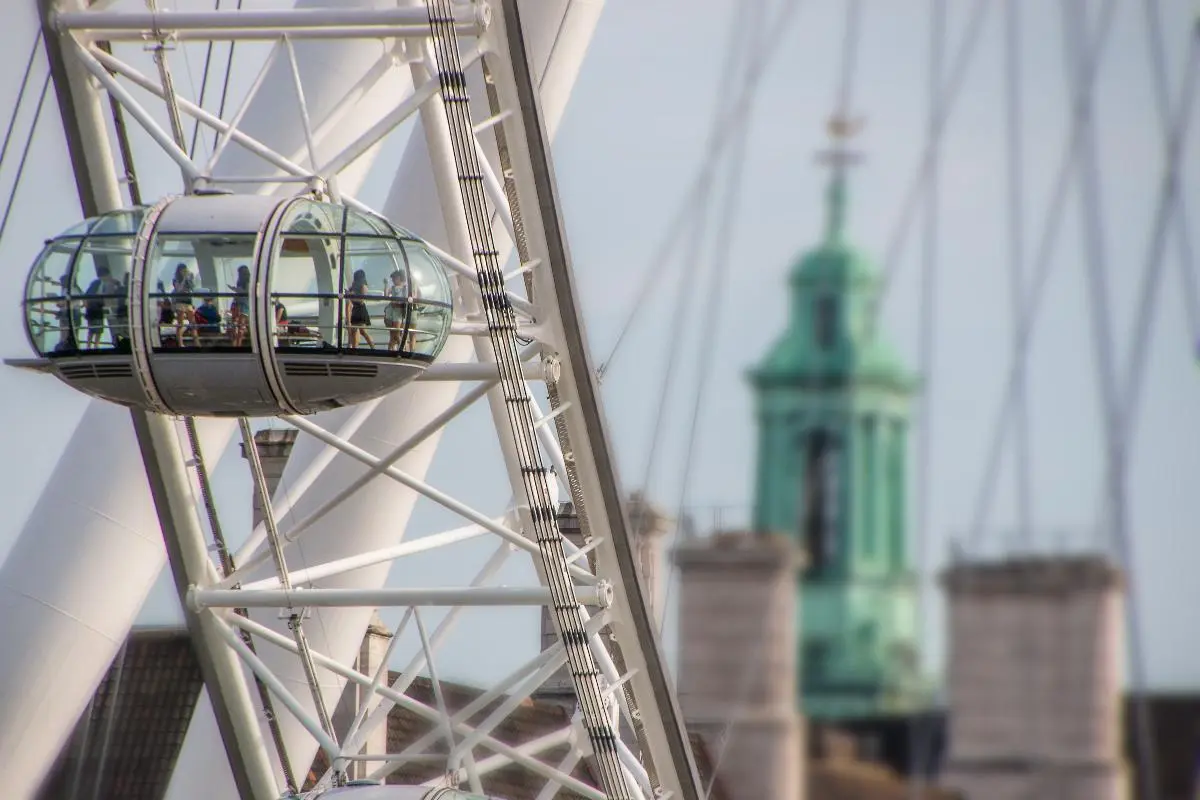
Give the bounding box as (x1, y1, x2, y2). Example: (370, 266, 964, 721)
(38, 1, 703, 799)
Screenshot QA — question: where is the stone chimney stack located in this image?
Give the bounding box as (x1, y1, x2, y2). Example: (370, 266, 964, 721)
(627, 491, 671, 625)
(674, 531, 806, 800)
(238, 428, 298, 528)
(241, 428, 391, 777)
(941, 555, 1129, 800)
(332, 612, 394, 779)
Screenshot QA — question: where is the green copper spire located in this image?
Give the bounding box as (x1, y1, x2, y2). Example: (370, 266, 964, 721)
(825, 169, 848, 242)
(820, 115, 860, 243)
(747, 117, 930, 721)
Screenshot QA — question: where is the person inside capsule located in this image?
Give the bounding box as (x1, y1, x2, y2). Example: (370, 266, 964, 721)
(194, 296, 222, 342)
(384, 268, 409, 352)
(81, 265, 113, 349)
(229, 264, 251, 347)
(345, 268, 376, 350)
(54, 271, 80, 353)
(108, 272, 131, 352)
(172, 263, 197, 346)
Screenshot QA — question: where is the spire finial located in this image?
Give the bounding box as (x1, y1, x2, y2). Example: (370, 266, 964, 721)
(816, 114, 865, 241)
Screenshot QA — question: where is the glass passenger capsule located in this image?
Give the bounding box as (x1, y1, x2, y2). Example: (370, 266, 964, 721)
(13, 193, 454, 416)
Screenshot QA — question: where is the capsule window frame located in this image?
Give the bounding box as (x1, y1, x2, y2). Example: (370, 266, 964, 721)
(22, 198, 455, 365)
(145, 232, 260, 353)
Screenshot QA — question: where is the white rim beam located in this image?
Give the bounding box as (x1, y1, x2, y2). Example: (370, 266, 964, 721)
(191, 585, 612, 610)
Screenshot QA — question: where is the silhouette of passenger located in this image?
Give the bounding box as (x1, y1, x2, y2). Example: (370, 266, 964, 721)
(82, 266, 110, 348)
(229, 264, 251, 347)
(346, 268, 375, 349)
(195, 296, 221, 341)
(384, 269, 409, 352)
(172, 263, 197, 345)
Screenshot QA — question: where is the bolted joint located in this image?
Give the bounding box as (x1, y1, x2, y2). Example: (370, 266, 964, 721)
(594, 579, 615, 609)
(541, 353, 562, 384)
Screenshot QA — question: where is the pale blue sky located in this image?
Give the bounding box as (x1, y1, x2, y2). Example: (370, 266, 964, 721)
(1, 0, 1198, 692)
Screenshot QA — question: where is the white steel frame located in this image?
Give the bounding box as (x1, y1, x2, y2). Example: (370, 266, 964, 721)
(36, 2, 702, 799)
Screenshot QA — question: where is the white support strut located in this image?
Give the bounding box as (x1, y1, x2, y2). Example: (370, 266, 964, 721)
(190, 584, 612, 609)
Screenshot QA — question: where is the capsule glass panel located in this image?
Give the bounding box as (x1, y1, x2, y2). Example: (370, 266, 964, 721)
(18, 195, 454, 417)
(147, 234, 257, 351)
(73, 236, 135, 352)
(341, 236, 404, 352)
(400, 239, 453, 359)
(24, 238, 82, 355)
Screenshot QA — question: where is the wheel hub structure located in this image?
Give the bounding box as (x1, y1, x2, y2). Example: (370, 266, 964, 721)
(6, 2, 703, 799)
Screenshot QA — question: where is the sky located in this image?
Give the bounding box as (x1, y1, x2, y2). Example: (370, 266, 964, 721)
(0, 0, 1199, 695)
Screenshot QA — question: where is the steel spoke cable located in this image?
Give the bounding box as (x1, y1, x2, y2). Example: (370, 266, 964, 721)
(671, 7, 761, 567)
(1142, 1, 1200, 347)
(1004, 0, 1033, 546)
(1059, 3, 1161, 798)
(0, 30, 43, 184)
(597, 0, 805, 381)
(0, 70, 50, 246)
(631, 0, 751, 533)
(188, 0, 222, 159)
(681, 15, 769, 800)
(1105, 39, 1199, 482)
(868, 0, 993, 335)
(1126, 5, 1200, 415)
(654, 1, 770, 636)
(211, 0, 245, 155)
(908, 1, 946, 795)
(833, 0, 863, 117)
(633, 0, 762, 555)
(963, 0, 1120, 551)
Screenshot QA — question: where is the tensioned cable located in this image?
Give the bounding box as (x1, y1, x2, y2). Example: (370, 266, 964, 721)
(188, 0, 222, 159)
(962, 0, 1121, 551)
(833, 0, 863, 118)
(632, 0, 753, 538)
(680, 16, 768, 800)
(867, 0, 992, 336)
(0, 31, 42, 183)
(908, 2, 946, 796)
(655, 0, 801, 632)
(0, 70, 50, 246)
(1122, 7, 1200, 432)
(1142, 0, 1200, 348)
(596, 0, 805, 381)
(1005, 0, 1033, 546)
(670, 0, 763, 568)
(1059, 2, 1161, 798)
(211, 0, 245, 154)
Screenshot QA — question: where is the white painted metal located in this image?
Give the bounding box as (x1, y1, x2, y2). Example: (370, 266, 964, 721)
(190, 585, 610, 609)
(165, 8, 608, 791)
(52, 5, 484, 37)
(0, 0, 422, 794)
(6, 3, 711, 799)
(0, 411, 234, 799)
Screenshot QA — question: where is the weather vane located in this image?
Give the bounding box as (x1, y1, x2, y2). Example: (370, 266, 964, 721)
(816, 112, 866, 170)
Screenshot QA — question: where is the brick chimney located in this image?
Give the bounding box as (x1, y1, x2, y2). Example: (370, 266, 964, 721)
(241, 428, 391, 777)
(941, 554, 1130, 800)
(332, 612, 394, 779)
(238, 428, 298, 528)
(675, 531, 806, 800)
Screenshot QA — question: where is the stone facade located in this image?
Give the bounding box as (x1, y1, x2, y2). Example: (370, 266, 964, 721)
(940, 555, 1130, 800)
(238, 428, 299, 529)
(675, 531, 806, 800)
(330, 612, 394, 780)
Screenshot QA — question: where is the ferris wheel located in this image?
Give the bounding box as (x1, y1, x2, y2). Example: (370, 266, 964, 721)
(0, 1, 702, 799)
